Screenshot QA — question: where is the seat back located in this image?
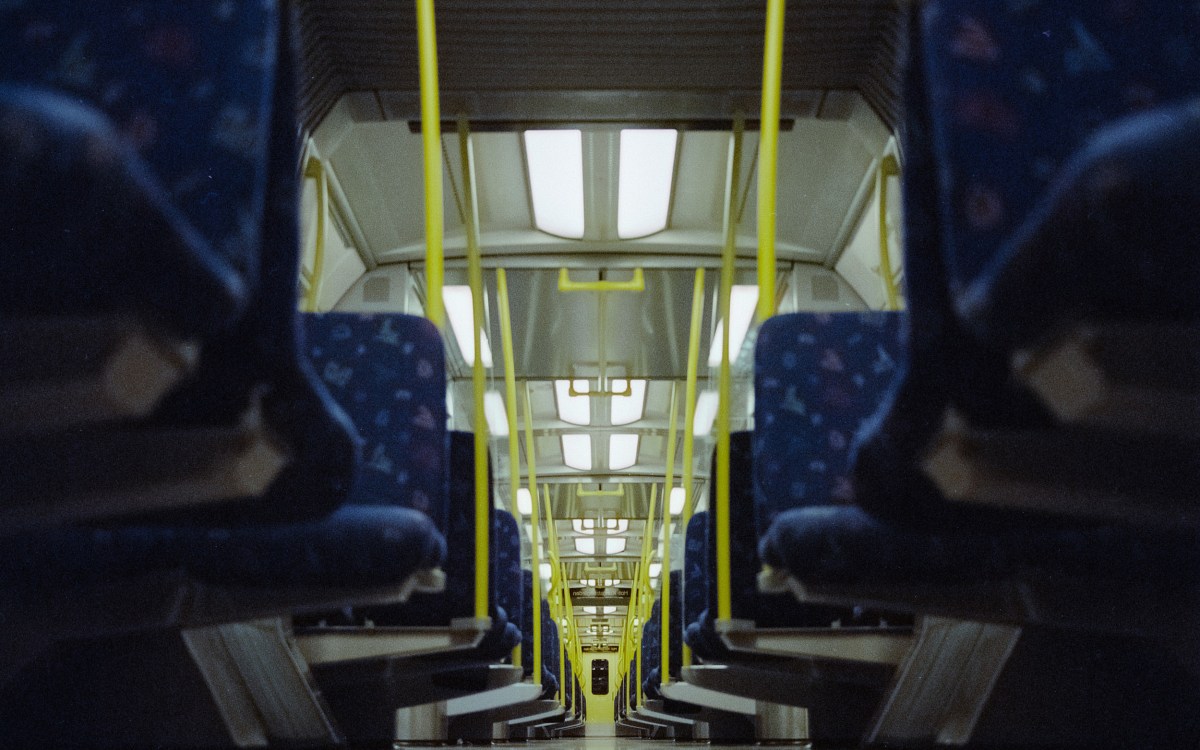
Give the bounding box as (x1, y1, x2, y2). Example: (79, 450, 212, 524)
(753, 313, 904, 537)
(0, 1, 281, 281)
(919, 0, 1200, 298)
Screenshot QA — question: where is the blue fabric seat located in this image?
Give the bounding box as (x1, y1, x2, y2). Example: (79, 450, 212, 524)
(640, 572, 682, 700)
(521, 570, 560, 694)
(0, 1, 283, 323)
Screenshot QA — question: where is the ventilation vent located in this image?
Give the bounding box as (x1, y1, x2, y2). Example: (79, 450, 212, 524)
(363, 276, 390, 303)
(811, 274, 840, 301)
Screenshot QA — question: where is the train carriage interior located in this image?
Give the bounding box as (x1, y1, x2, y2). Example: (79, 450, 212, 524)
(2, 0, 1200, 747)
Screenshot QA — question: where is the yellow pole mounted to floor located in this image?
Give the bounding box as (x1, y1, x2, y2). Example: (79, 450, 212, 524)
(496, 267, 522, 667)
(660, 383, 679, 691)
(522, 383, 542, 686)
(716, 118, 744, 622)
(680, 267, 705, 667)
(878, 153, 902, 311)
(415, 0, 443, 328)
(542, 489, 568, 705)
(458, 120, 489, 622)
(757, 0, 786, 322)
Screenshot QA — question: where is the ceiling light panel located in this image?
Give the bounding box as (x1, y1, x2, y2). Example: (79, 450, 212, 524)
(669, 487, 686, 515)
(708, 285, 761, 367)
(618, 129, 678, 239)
(605, 538, 627, 554)
(555, 379, 591, 426)
(574, 538, 596, 554)
(443, 286, 493, 367)
(516, 488, 533, 515)
(525, 130, 585, 239)
(609, 379, 647, 425)
(608, 434, 639, 471)
(561, 434, 593, 471)
(693, 390, 719, 437)
(484, 392, 508, 437)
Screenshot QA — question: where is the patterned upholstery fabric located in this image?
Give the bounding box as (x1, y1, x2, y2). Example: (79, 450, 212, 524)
(682, 513, 707, 634)
(0, 86, 244, 335)
(920, 0, 1200, 299)
(0, 0, 282, 283)
(754, 314, 904, 537)
(760, 505, 1200, 588)
(305, 313, 449, 529)
(4, 504, 444, 590)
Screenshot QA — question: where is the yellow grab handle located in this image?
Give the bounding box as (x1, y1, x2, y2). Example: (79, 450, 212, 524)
(557, 268, 645, 293)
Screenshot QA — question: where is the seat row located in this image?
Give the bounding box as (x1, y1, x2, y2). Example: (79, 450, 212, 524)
(0, 2, 569, 745)
(670, 1, 1200, 747)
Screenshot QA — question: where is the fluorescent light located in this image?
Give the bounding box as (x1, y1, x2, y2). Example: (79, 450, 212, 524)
(516, 488, 533, 515)
(539, 563, 553, 579)
(605, 538, 627, 554)
(443, 286, 494, 368)
(555, 379, 591, 426)
(583, 606, 598, 615)
(693, 390, 719, 437)
(525, 130, 585, 239)
(618, 129, 678, 239)
(708, 285, 761, 367)
(561, 434, 593, 471)
(484, 392, 508, 437)
(608, 434, 639, 471)
(575, 538, 596, 554)
(587, 578, 597, 586)
(669, 487, 686, 515)
(602, 606, 616, 614)
(610, 379, 647, 425)
(649, 563, 662, 578)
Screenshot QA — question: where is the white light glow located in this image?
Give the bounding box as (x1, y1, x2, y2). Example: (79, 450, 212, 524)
(516, 488, 533, 515)
(525, 130, 585, 239)
(693, 390, 719, 437)
(575, 538, 596, 555)
(609, 379, 647, 425)
(583, 606, 598, 615)
(443, 286, 493, 367)
(708, 285, 761, 367)
(618, 129, 678, 239)
(484, 392, 508, 437)
(561, 434, 593, 471)
(539, 563, 553, 579)
(669, 487, 686, 515)
(649, 563, 662, 579)
(554, 379, 591, 426)
(606, 519, 630, 533)
(605, 538, 627, 554)
(608, 434, 639, 471)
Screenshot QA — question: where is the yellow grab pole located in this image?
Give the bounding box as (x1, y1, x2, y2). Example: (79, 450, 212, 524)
(717, 119, 744, 622)
(660, 384, 679, 690)
(458, 121, 489, 621)
(543, 489, 567, 705)
(757, 0, 786, 322)
(522, 383, 542, 686)
(878, 154, 902, 311)
(301, 156, 327, 312)
(497, 268, 523, 666)
(415, 0, 443, 328)
(680, 268, 705, 667)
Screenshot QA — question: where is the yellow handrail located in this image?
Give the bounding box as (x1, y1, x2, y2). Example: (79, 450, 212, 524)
(496, 268, 522, 667)
(756, 0, 786, 322)
(557, 267, 645, 293)
(659, 383, 679, 690)
(522, 383, 542, 686)
(680, 267, 705, 667)
(576, 485, 625, 497)
(458, 121, 490, 622)
(716, 118, 744, 622)
(301, 155, 327, 313)
(416, 0, 444, 328)
(878, 153, 902, 311)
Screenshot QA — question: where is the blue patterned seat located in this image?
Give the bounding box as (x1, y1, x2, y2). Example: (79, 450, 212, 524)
(640, 572, 682, 700)
(0, 0, 283, 321)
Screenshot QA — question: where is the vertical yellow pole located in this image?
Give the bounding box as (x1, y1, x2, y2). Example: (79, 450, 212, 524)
(458, 121, 489, 622)
(680, 268, 705, 667)
(543, 489, 567, 705)
(878, 154, 902, 311)
(496, 268, 522, 666)
(415, 0, 443, 328)
(659, 384, 679, 690)
(522, 384, 542, 686)
(717, 119, 744, 622)
(757, 0, 786, 322)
